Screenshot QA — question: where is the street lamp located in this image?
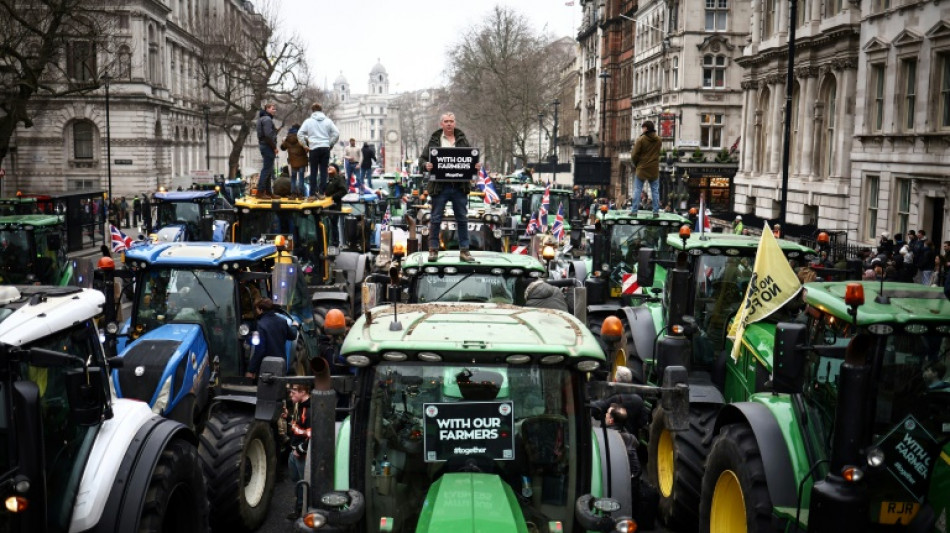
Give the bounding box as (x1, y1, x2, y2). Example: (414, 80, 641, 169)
(203, 105, 210, 171)
(598, 70, 610, 157)
(102, 73, 113, 205)
(538, 113, 544, 166)
(551, 99, 560, 184)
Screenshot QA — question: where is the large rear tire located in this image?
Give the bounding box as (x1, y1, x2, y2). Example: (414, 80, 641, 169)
(699, 423, 773, 533)
(199, 406, 277, 532)
(648, 404, 717, 531)
(138, 438, 209, 533)
(588, 313, 645, 384)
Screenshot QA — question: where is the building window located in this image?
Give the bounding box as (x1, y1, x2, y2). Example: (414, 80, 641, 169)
(701, 113, 723, 148)
(865, 175, 879, 239)
(938, 53, 950, 130)
(762, 0, 775, 38)
(672, 57, 679, 89)
(702, 55, 726, 89)
(896, 178, 911, 234)
(900, 58, 916, 130)
(825, 0, 843, 17)
(705, 0, 727, 31)
(871, 63, 885, 132)
(118, 46, 132, 80)
(67, 40, 97, 82)
(73, 121, 95, 159)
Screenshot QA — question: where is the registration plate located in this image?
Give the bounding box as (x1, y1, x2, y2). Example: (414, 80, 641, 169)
(610, 287, 621, 298)
(879, 501, 918, 525)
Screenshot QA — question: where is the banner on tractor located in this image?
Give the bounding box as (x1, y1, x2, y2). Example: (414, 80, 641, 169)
(423, 401, 515, 462)
(727, 224, 802, 361)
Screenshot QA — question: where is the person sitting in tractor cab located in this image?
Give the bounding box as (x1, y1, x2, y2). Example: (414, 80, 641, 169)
(924, 361, 949, 391)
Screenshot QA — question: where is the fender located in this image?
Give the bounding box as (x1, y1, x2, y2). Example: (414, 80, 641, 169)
(312, 291, 349, 305)
(592, 427, 634, 518)
(570, 260, 588, 282)
(620, 306, 657, 364)
(588, 303, 622, 315)
(76, 400, 194, 532)
(714, 402, 798, 509)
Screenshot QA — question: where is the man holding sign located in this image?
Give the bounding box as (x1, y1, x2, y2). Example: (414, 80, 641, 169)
(419, 112, 480, 263)
(728, 224, 803, 361)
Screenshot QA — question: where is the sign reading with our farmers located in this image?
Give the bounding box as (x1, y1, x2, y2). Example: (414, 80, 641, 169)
(875, 415, 940, 502)
(429, 147, 480, 182)
(423, 401, 515, 462)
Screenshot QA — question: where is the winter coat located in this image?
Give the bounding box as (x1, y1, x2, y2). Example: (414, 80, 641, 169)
(297, 111, 340, 150)
(360, 144, 377, 169)
(631, 132, 661, 181)
(288, 399, 311, 457)
(281, 132, 309, 169)
(418, 127, 473, 194)
(524, 279, 568, 311)
(325, 172, 348, 207)
(256, 109, 277, 150)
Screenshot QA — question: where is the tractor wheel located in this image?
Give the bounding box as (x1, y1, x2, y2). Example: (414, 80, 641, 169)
(313, 302, 347, 334)
(648, 404, 717, 531)
(699, 423, 773, 533)
(138, 437, 209, 533)
(588, 313, 645, 384)
(199, 406, 277, 532)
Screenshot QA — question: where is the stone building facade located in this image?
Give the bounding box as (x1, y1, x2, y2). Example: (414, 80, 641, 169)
(329, 61, 403, 173)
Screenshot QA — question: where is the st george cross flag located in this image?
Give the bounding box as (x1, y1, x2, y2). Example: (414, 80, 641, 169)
(110, 224, 133, 253)
(552, 202, 565, 241)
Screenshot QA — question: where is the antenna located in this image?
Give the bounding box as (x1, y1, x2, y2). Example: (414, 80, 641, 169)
(875, 270, 889, 304)
(389, 243, 407, 331)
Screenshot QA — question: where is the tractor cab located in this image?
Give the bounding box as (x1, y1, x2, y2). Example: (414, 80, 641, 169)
(0, 196, 42, 216)
(0, 214, 71, 286)
(149, 190, 232, 242)
(189, 176, 246, 204)
(341, 192, 382, 253)
(508, 185, 575, 235)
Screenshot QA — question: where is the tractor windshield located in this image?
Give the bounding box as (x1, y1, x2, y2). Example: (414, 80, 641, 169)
(134, 268, 240, 373)
(363, 363, 582, 532)
(7, 322, 108, 531)
(527, 191, 572, 216)
(0, 229, 34, 279)
(414, 273, 530, 305)
(687, 254, 755, 363)
(609, 224, 670, 266)
(156, 201, 201, 227)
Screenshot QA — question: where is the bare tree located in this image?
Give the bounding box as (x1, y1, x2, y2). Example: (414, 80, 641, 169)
(198, 0, 308, 178)
(0, 0, 119, 168)
(444, 5, 569, 173)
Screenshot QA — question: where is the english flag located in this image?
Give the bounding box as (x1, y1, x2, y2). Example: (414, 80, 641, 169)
(621, 273, 641, 295)
(110, 224, 133, 253)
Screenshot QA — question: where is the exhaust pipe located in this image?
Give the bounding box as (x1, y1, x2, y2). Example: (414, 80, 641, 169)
(309, 356, 336, 503)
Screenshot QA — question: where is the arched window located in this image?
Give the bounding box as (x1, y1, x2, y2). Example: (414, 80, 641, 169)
(73, 121, 95, 160)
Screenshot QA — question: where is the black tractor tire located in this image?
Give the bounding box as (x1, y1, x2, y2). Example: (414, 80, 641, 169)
(588, 313, 645, 384)
(313, 302, 348, 334)
(199, 406, 277, 532)
(138, 437, 209, 533)
(699, 423, 774, 533)
(647, 404, 718, 532)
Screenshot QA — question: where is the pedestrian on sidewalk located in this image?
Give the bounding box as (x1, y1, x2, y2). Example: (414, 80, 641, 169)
(418, 112, 480, 263)
(256, 103, 279, 198)
(298, 103, 340, 198)
(630, 120, 661, 217)
(284, 384, 311, 520)
(132, 196, 141, 228)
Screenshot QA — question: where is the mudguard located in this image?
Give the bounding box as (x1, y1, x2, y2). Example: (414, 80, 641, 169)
(620, 306, 657, 365)
(74, 400, 194, 532)
(570, 259, 588, 282)
(714, 402, 798, 509)
(588, 303, 622, 315)
(592, 426, 634, 518)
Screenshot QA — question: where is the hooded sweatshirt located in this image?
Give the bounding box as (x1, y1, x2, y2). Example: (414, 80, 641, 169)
(631, 131, 662, 181)
(524, 280, 568, 311)
(297, 111, 340, 151)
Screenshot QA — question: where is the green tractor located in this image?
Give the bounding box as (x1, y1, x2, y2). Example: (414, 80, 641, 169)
(255, 302, 691, 532)
(0, 214, 72, 286)
(688, 280, 950, 532)
(640, 231, 816, 530)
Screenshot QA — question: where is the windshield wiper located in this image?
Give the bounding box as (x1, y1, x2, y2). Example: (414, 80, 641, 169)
(191, 272, 218, 308)
(432, 272, 476, 302)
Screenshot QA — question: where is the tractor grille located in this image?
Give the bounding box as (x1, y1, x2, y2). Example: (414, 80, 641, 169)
(117, 340, 181, 403)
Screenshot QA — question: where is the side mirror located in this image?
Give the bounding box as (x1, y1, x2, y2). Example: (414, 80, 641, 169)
(66, 367, 107, 426)
(637, 247, 655, 288)
(771, 322, 808, 393)
(255, 356, 287, 422)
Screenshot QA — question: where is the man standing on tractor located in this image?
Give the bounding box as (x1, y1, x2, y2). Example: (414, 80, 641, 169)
(246, 298, 297, 381)
(418, 112, 480, 263)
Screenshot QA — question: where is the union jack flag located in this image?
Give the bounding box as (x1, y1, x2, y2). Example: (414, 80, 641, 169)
(539, 184, 551, 231)
(476, 166, 488, 189)
(552, 202, 565, 241)
(381, 204, 391, 231)
(483, 175, 500, 204)
(526, 211, 541, 236)
(348, 173, 358, 193)
(110, 224, 133, 253)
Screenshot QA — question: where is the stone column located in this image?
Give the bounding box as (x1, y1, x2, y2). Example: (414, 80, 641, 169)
(769, 79, 784, 174)
(798, 69, 817, 177)
(751, 0, 761, 44)
(835, 61, 857, 179)
(740, 80, 759, 172)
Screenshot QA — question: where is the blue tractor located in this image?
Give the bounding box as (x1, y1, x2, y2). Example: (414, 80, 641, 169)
(147, 190, 231, 242)
(102, 241, 318, 532)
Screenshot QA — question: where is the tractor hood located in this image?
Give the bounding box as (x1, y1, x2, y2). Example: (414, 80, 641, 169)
(415, 473, 527, 533)
(113, 323, 204, 406)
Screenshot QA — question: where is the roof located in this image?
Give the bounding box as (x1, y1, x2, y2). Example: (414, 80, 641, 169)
(603, 210, 690, 225)
(342, 303, 604, 360)
(803, 281, 950, 327)
(154, 190, 218, 201)
(0, 214, 64, 227)
(0, 286, 104, 347)
(125, 242, 276, 266)
(402, 251, 546, 272)
(235, 196, 335, 210)
(370, 61, 387, 75)
(667, 233, 816, 258)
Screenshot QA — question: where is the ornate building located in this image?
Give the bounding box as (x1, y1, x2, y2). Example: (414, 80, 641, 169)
(329, 61, 403, 172)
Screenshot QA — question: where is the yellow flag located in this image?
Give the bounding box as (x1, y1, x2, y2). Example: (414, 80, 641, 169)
(728, 224, 802, 361)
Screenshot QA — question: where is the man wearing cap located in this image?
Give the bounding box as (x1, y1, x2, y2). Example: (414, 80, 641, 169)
(732, 215, 743, 235)
(630, 120, 662, 216)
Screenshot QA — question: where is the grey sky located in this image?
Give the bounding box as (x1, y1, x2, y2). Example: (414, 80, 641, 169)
(279, 0, 579, 94)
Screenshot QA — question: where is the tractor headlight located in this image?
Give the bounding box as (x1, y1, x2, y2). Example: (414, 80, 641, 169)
(105, 322, 119, 335)
(493, 229, 503, 239)
(239, 324, 250, 337)
(152, 376, 173, 415)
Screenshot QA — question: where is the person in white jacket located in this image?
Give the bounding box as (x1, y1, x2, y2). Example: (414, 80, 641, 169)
(297, 103, 340, 197)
